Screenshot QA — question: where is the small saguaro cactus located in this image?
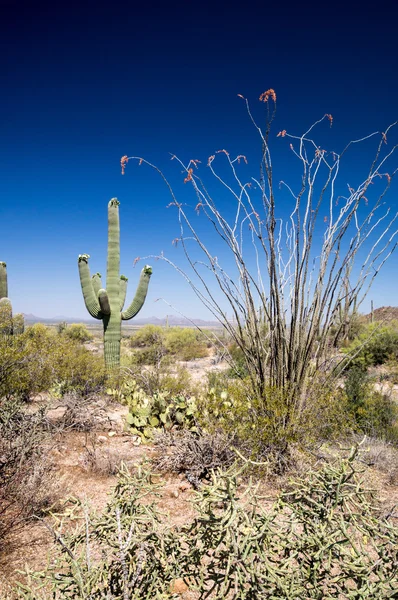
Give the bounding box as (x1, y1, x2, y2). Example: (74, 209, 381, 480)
(78, 198, 152, 369)
(0, 262, 24, 335)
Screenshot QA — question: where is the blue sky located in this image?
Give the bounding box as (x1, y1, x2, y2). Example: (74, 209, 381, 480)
(1, 0, 397, 320)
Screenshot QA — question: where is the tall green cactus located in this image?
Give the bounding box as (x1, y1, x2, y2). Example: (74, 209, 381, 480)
(0, 262, 24, 335)
(78, 199, 152, 369)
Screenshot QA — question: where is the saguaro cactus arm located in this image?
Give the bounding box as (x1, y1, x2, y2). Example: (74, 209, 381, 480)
(98, 289, 111, 315)
(0, 262, 8, 299)
(78, 254, 102, 319)
(120, 275, 128, 311)
(92, 272, 102, 296)
(122, 265, 152, 320)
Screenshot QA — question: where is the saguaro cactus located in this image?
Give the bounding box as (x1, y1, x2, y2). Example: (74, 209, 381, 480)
(78, 198, 152, 369)
(0, 262, 24, 335)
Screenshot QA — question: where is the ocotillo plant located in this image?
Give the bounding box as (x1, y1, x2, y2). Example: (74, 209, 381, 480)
(78, 198, 152, 369)
(0, 262, 24, 335)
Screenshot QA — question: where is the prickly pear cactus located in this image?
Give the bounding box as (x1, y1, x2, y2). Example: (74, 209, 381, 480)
(78, 199, 152, 369)
(0, 262, 24, 336)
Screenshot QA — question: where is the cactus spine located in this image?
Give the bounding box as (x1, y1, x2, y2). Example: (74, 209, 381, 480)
(0, 262, 24, 335)
(78, 199, 152, 369)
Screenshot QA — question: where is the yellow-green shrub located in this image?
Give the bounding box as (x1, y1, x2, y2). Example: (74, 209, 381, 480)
(0, 324, 105, 400)
(344, 366, 398, 442)
(198, 374, 351, 467)
(164, 327, 208, 360)
(62, 322, 93, 343)
(129, 325, 208, 365)
(342, 322, 398, 369)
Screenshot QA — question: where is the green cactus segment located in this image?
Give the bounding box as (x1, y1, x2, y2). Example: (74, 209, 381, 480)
(0, 298, 13, 335)
(78, 255, 102, 319)
(107, 199, 121, 314)
(98, 289, 111, 315)
(0, 262, 8, 299)
(122, 265, 152, 320)
(103, 312, 122, 368)
(92, 272, 102, 296)
(119, 275, 128, 311)
(78, 199, 152, 369)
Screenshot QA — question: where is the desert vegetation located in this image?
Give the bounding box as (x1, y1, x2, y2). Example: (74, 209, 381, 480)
(1, 91, 398, 597)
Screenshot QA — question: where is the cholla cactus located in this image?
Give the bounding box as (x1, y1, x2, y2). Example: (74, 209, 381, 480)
(0, 262, 24, 335)
(78, 199, 152, 369)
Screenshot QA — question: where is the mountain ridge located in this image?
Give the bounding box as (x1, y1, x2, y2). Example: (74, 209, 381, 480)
(22, 313, 222, 328)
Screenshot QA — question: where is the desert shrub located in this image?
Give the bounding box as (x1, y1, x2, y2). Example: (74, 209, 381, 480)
(163, 327, 208, 361)
(51, 341, 106, 396)
(0, 324, 106, 400)
(197, 376, 349, 471)
(80, 433, 130, 476)
(359, 436, 398, 484)
(344, 367, 398, 442)
(16, 446, 398, 599)
(129, 325, 167, 366)
(129, 325, 208, 366)
(122, 362, 195, 398)
(56, 321, 67, 334)
(153, 429, 235, 483)
(129, 324, 164, 348)
(329, 310, 367, 347)
(0, 399, 62, 552)
(0, 325, 57, 399)
(57, 393, 103, 432)
(226, 341, 250, 377)
(62, 322, 93, 343)
(343, 322, 398, 369)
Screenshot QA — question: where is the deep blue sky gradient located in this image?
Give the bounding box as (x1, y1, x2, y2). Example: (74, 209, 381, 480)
(1, 0, 398, 319)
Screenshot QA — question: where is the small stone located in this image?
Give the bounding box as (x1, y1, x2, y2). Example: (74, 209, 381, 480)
(150, 473, 162, 484)
(97, 435, 108, 444)
(178, 482, 190, 492)
(170, 489, 179, 498)
(169, 578, 189, 594)
(108, 431, 116, 437)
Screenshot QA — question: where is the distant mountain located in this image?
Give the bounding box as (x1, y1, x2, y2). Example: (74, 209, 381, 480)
(133, 314, 222, 327)
(22, 313, 221, 328)
(23, 314, 91, 324)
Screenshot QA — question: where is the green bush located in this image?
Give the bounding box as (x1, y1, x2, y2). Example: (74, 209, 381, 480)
(329, 310, 366, 346)
(129, 325, 208, 366)
(226, 341, 249, 378)
(119, 361, 195, 398)
(163, 327, 208, 361)
(343, 322, 398, 369)
(197, 375, 349, 470)
(0, 324, 105, 400)
(129, 325, 167, 366)
(16, 446, 398, 599)
(62, 322, 93, 343)
(344, 366, 398, 442)
(51, 342, 106, 396)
